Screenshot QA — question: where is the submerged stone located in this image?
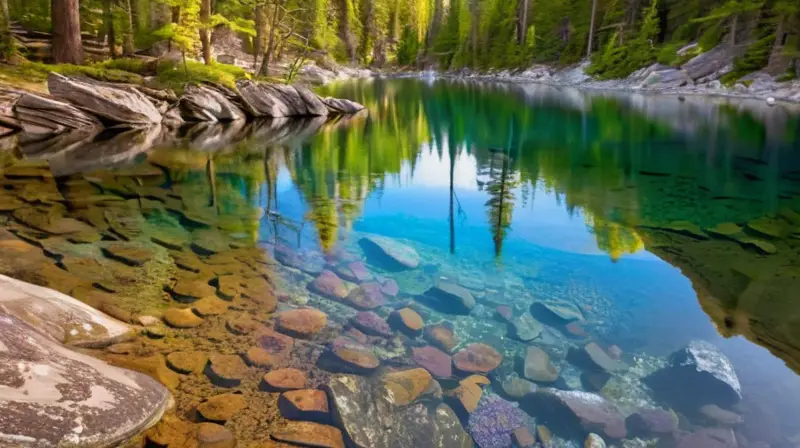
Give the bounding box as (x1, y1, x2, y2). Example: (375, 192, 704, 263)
(453, 343, 502, 374)
(196, 422, 236, 448)
(167, 351, 209, 375)
(509, 311, 543, 341)
(276, 308, 328, 338)
(263, 368, 308, 391)
(381, 368, 433, 406)
(423, 323, 458, 353)
(196, 392, 247, 422)
(531, 299, 584, 323)
(206, 354, 249, 387)
(747, 217, 788, 239)
(412, 345, 453, 378)
(524, 346, 559, 383)
(359, 235, 421, 270)
(169, 279, 216, 303)
(645, 340, 741, 410)
(102, 243, 153, 266)
(522, 388, 627, 440)
(352, 311, 393, 337)
(309, 270, 349, 300)
(321, 337, 380, 373)
(424, 281, 475, 314)
(389, 307, 424, 336)
(738, 237, 777, 254)
(271, 421, 345, 448)
(0, 314, 171, 448)
(502, 377, 537, 400)
(334, 260, 372, 283)
(569, 343, 627, 373)
(584, 433, 606, 448)
(708, 222, 744, 239)
(279, 389, 330, 422)
(163, 307, 204, 328)
(256, 327, 295, 361)
(342, 282, 387, 309)
(625, 408, 679, 437)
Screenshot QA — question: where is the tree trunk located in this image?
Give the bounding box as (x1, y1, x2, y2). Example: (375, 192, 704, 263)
(122, 0, 135, 55)
(51, 0, 84, 64)
(730, 14, 737, 47)
(200, 0, 211, 64)
(130, 0, 139, 33)
(103, 0, 117, 58)
(428, 0, 444, 48)
(469, 0, 478, 63)
(587, 0, 598, 57)
(0, 0, 11, 58)
(254, 3, 265, 70)
(171, 6, 180, 23)
(258, 0, 280, 77)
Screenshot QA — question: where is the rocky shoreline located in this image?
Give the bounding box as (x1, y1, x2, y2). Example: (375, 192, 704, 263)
(390, 44, 800, 106)
(0, 72, 366, 139)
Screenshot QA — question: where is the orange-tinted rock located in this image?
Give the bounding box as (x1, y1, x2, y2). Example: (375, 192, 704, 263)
(309, 270, 348, 300)
(276, 308, 327, 338)
(323, 337, 380, 373)
(196, 393, 247, 422)
(169, 279, 216, 303)
(207, 354, 248, 387)
(245, 346, 281, 368)
(334, 261, 371, 283)
(388, 308, 423, 336)
(341, 283, 386, 310)
(192, 297, 230, 317)
(381, 368, 433, 406)
(196, 422, 236, 448)
(351, 311, 393, 337)
(163, 307, 204, 328)
(226, 315, 261, 335)
(263, 368, 308, 391)
(167, 351, 208, 374)
(446, 377, 484, 415)
(102, 243, 153, 267)
(279, 389, 330, 422)
(271, 421, 345, 448)
(423, 324, 458, 353)
(453, 343, 502, 374)
(256, 326, 295, 359)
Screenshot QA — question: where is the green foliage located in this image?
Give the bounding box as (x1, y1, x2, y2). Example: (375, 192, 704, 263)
(156, 59, 248, 92)
(589, 0, 661, 79)
(657, 42, 683, 66)
(396, 25, 419, 66)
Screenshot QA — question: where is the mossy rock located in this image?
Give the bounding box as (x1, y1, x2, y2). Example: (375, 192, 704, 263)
(746, 217, 789, 239)
(656, 221, 709, 240)
(737, 238, 777, 255)
(708, 222, 744, 239)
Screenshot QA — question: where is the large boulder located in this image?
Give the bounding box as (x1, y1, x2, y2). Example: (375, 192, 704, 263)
(179, 84, 246, 122)
(13, 91, 101, 136)
(682, 45, 736, 81)
(424, 281, 475, 314)
(359, 235, 420, 270)
(0, 314, 171, 447)
(326, 374, 471, 448)
(235, 80, 290, 117)
(522, 389, 627, 440)
(0, 273, 131, 347)
(322, 97, 365, 114)
(645, 340, 741, 410)
(235, 80, 357, 118)
(47, 73, 162, 125)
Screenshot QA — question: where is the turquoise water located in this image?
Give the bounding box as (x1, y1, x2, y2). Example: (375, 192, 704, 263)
(2, 78, 800, 446)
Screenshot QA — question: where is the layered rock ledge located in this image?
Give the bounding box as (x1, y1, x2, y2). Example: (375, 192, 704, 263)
(0, 73, 366, 138)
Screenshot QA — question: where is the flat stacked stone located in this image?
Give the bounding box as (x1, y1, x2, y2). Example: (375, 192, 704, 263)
(163, 308, 204, 328)
(453, 343, 503, 374)
(279, 389, 330, 422)
(196, 393, 247, 422)
(388, 307, 424, 336)
(275, 308, 328, 338)
(263, 368, 308, 391)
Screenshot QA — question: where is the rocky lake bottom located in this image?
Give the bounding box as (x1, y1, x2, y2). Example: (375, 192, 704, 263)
(1, 78, 800, 448)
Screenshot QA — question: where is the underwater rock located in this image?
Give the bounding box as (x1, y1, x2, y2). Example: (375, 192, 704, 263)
(522, 388, 627, 440)
(509, 311, 543, 341)
(565, 322, 588, 338)
(271, 421, 346, 448)
(568, 343, 627, 373)
(424, 323, 458, 353)
(699, 404, 744, 426)
(737, 237, 777, 254)
(334, 260, 372, 283)
(263, 368, 308, 391)
(433, 403, 473, 448)
(501, 377, 537, 400)
(536, 425, 553, 447)
(167, 350, 209, 374)
(467, 393, 529, 448)
(531, 299, 584, 323)
(496, 305, 513, 322)
(279, 389, 330, 422)
(102, 242, 153, 267)
(412, 345, 453, 378)
(380, 278, 400, 297)
(310, 270, 349, 300)
(321, 337, 380, 374)
(389, 307, 424, 336)
(276, 308, 328, 338)
(216, 274, 243, 300)
(108, 353, 180, 389)
(226, 315, 261, 335)
(192, 297, 230, 317)
(381, 368, 434, 406)
(424, 281, 476, 314)
(0, 314, 171, 448)
(206, 354, 249, 387)
(625, 408, 678, 437)
(245, 346, 279, 368)
(0, 273, 131, 347)
(674, 427, 737, 448)
(658, 221, 710, 240)
(256, 326, 295, 361)
(163, 307, 204, 328)
(645, 340, 741, 410)
(352, 311, 393, 337)
(445, 375, 486, 416)
(584, 433, 606, 448)
(708, 222, 744, 239)
(169, 279, 216, 303)
(453, 343, 502, 374)
(513, 427, 536, 447)
(196, 422, 236, 448)
(342, 282, 387, 310)
(196, 392, 247, 422)
(524, 346, 560, 383)
(746, 217, 788, 239)
(359, 235, 421, 270)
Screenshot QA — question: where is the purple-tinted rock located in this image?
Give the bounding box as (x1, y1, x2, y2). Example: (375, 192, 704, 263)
(467, 394, 528, 448)
(335, 261, 372, 283)
(351, 311, 393, 337)
(496, 305, 513, 322)
(522, 389, 627, 440)
(309, 270, 349, 300)
(626, 408, 679, 437)
(413, 345, 453, 378)
(675, 428, 737, 448)
(342, 283, 387, 310)
(453, 343, 502, 374)
(275, 244, 303, 269)
(380, 278, 400, 297)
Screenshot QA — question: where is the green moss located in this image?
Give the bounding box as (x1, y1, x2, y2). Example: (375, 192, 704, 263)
(154, 60, 250, 94)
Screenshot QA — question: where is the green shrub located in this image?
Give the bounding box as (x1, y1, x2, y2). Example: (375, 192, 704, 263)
(657, 42, 683, 66)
